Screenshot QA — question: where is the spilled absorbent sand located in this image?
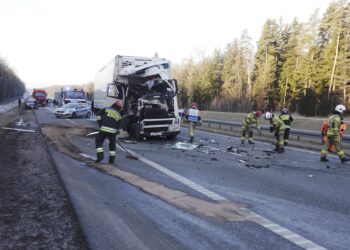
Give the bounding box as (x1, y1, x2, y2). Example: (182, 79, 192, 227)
(42, 124, 249, 222)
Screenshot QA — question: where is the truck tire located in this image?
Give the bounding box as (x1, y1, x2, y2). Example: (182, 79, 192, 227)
(130, 123, 142, 141)
(86, 112, 91, 118)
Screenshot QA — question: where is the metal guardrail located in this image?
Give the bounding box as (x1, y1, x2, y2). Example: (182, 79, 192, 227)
(202, 119, 350, 142)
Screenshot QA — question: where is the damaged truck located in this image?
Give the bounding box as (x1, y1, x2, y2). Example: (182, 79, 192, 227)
(94, 55, 181, 140)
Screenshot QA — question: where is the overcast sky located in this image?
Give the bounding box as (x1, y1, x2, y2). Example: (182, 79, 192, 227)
(0, 0, 333, 89)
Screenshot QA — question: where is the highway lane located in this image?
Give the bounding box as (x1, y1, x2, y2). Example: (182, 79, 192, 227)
(35, 107, 350, 249)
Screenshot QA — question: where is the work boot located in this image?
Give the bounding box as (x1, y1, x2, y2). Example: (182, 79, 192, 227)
(284, 141, 288, 146)
(248, 140, 255, 144)
(341, 157, 350, 163)
(320, 156, 329, 162)
(95, 152, 104, 163)
(190, 136, 194, 143)
(274, 145, 279, 152)
(278, 148, 284, 153)
(109, 156, 115, 164)
(241, 139, 245, 145)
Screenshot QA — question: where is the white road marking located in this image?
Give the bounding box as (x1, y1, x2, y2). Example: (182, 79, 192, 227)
(79, 127, 327, 249)
(110, 144, 326, 249)
(0, 127, 36, 133)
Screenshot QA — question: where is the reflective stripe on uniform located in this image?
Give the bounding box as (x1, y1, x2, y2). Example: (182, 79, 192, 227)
(100, 126, 117, 134)
(109, 151, 116, 156)
(105, 108, 122, 122)
(96, 115, 102, 121)
(96, 147, 104, 153)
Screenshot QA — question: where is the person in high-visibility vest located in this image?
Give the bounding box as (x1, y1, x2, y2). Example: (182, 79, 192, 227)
(186, 103, 201, 143)
(279, 107, 294, 145)
(240, 111, 262, 144)
(95, 101, 122, 163)
(322, 119, 347, 153)
(320, 104, 350, 163)
(265, 111, 287, 153)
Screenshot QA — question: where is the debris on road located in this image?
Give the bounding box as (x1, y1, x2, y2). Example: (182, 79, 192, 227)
(263, 149, 276, 154)
(166, 142, 199, 151)
(307, 174, 314, 178)
(211, 157, 218, 161)
(208, 139, 219, 144)
(198, 146, 221, 154)
(245, 164, 270, 169)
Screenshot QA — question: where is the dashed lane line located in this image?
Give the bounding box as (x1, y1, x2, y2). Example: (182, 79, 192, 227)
(111, 144, 326, 250)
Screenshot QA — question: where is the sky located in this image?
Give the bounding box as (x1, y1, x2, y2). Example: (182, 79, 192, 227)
(0, 0, 334, 89)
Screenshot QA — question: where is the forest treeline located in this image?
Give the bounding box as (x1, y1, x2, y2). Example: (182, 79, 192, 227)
(173, 0, 350, 116)
(0, 56, 25, 102)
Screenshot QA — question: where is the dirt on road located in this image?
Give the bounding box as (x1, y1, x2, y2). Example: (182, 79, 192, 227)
(0, 108, 88, 249)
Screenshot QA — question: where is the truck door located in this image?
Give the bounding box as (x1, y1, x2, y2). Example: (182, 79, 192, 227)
(107, 83, 126, 102)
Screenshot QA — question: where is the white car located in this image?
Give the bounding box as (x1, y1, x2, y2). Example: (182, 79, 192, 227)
(55, 103, 91, 118)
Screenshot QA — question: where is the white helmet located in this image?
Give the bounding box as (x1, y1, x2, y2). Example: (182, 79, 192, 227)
(264, 111, 273, 119)
(335, 104, 346, 113)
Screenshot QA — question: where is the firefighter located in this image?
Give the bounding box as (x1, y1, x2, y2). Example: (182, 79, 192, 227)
(322, 118, 347, 153)
(95, 101, 122, 163)
(265, 111, 287, 153)
(320, 104, 350, 163)
(279, 107, 294, 145)
(240, 111, 262, 144)
(186, 103, 201, 143)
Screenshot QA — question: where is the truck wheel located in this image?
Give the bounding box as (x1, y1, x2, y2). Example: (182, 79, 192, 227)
(131, 123, 142, 141)
(86, 112, 91, 118)
(72, 112, 77, 118)
(166, 135, 177, 140)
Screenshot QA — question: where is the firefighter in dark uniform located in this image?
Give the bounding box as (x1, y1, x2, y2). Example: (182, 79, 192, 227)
(279, 107, 294, 145)
(95, 101, 122, 163)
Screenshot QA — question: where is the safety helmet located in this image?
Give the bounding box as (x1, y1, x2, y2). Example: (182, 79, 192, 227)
(335, 104, 346, 113)
(112, 100, 122, 110)
(281, 107, 289, 114)
(253, 111, 262, 118)
(191, 103, 198, 109)
(264, 111, 273, 120)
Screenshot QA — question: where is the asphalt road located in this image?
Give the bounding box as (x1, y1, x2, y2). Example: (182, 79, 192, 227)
(35, 107, 350, 250)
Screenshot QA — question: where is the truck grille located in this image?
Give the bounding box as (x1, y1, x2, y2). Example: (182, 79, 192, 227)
(144, 127, 168, 132)
(144, 120, 172, 126)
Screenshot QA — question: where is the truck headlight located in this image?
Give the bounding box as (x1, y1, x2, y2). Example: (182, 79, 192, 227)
(174, 117, 180, 126)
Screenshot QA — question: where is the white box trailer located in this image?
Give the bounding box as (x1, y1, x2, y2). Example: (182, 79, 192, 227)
(94, 55, 181, 140)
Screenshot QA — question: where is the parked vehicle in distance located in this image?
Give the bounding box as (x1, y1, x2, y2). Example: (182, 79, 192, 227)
(55, 103, 91, 118)
(32, 89, 48, 107)
(25, 98, 38, 109)
(54, 87, 87, 106)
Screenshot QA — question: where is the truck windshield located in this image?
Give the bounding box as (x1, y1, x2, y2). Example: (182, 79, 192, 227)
(34, 92, 46, 97)
(65, 91, 85, 99)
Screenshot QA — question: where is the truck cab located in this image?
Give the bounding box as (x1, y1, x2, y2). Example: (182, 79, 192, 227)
(94, 55, 181, 140)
